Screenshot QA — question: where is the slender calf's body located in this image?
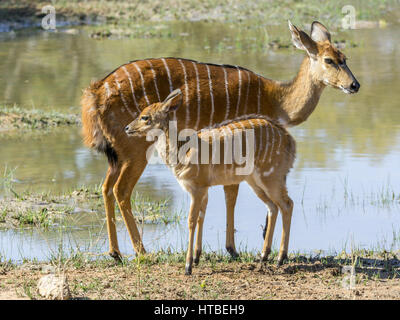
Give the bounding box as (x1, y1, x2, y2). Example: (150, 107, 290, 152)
(81, 21, 359, 260)
(125, 90, 296, 274)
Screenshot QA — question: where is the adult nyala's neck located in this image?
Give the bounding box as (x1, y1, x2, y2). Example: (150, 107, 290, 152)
(262, 57, 325, 127)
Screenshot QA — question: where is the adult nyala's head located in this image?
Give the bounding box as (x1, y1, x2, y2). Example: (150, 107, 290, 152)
(125, 89, 182, 137)
(288, 20, 360, 94)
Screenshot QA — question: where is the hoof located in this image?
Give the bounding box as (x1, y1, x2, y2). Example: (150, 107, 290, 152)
(226, 247, 239, 259)
(260, 250, 271, 263)
(185, 263, 192, 275)
(109, 251, 122, 263)
(276, 253, 288, 267)
(194, 250, 202, 265)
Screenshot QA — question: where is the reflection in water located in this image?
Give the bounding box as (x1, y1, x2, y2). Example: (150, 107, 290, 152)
(0, 23, 400, 261)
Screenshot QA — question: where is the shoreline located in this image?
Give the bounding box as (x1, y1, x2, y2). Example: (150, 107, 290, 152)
(0, 0, 397, 33)
(0, 250, 399, 299)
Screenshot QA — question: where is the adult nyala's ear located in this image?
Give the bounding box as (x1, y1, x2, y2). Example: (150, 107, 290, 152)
(288, 20, 318, 59)
(310, 21, 331, 43)
(161, 89, 182, 113)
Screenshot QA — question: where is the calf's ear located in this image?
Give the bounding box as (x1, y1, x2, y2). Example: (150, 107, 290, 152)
(161, 89, 183, 113)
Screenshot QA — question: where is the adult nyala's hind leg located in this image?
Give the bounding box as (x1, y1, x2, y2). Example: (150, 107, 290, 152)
(102, 165, 122, 262)
(114, 160, 148, 255)
(112, 137, 152, 256)
(194, 193, 208, 265)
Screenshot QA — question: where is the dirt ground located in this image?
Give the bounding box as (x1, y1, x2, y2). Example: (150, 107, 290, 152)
(1, 256, 399, 300)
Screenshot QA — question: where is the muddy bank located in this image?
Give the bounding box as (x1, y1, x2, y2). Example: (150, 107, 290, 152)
(0, 251, 399, 300)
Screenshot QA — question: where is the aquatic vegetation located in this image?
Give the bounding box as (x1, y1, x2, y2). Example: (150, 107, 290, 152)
(130, 192, 183, 225)
(0, 182, 183, 229)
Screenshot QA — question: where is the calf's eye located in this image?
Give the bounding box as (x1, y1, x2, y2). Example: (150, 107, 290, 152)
(324, 58, 334, 65)
(141, 116, 149, 121)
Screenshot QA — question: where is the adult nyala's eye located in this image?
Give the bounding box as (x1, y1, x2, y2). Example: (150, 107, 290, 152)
(324, 58, 334, 65)
(141, 116, 149, 121)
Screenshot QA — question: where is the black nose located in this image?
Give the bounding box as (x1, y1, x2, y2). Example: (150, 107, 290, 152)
(350, 80, 360, 92)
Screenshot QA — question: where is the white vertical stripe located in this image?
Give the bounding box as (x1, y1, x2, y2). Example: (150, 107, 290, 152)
(244, 71, 250, 115)
(162, 58, 173, 92)
(222, 126, 232, 175)
(257, 119, 263, 158)
(276, 127, 282, 155)
(235, 67, 242, 118)
(227, 124, 235, 173)
(244, 119, 255, 159)
(132, 62, 150, 105)
(104, 82, 111, 98)
(192, 62, 201, 130)
(223, 68, 230, 120)
(262, 124, 270, 163)
(206, 64, 214, 127)
(146, 60, 161, 102)
(247, 119, 255, 160)
(269, 125, 276, 164)
(114, 73, 137, 119)
(122, 66, 140, 112)
(257, 76, 261, 114)
(178, 59, 190, 128)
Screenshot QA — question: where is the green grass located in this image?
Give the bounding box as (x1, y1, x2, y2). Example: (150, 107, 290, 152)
(0, 105, 80, 131)
(5, 247, 400, 274)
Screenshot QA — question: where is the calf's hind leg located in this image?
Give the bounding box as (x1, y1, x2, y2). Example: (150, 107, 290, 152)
(247, 181, 278, 262)
(194, 193, 208, 265)
(224, 184, 240, 258)
(185, 187, 208, 275)
(258, 176, 293, 266)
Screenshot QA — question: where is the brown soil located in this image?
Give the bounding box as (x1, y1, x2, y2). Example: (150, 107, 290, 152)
(1, 257, 399, 300)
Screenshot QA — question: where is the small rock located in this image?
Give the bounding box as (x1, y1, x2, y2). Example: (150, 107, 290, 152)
(37, 274, 71, 300)
(41, 265, 56, 274)
(355, 20, 379, 29)
(63, 29, 79, 35)
(21, 263, 41, 271)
